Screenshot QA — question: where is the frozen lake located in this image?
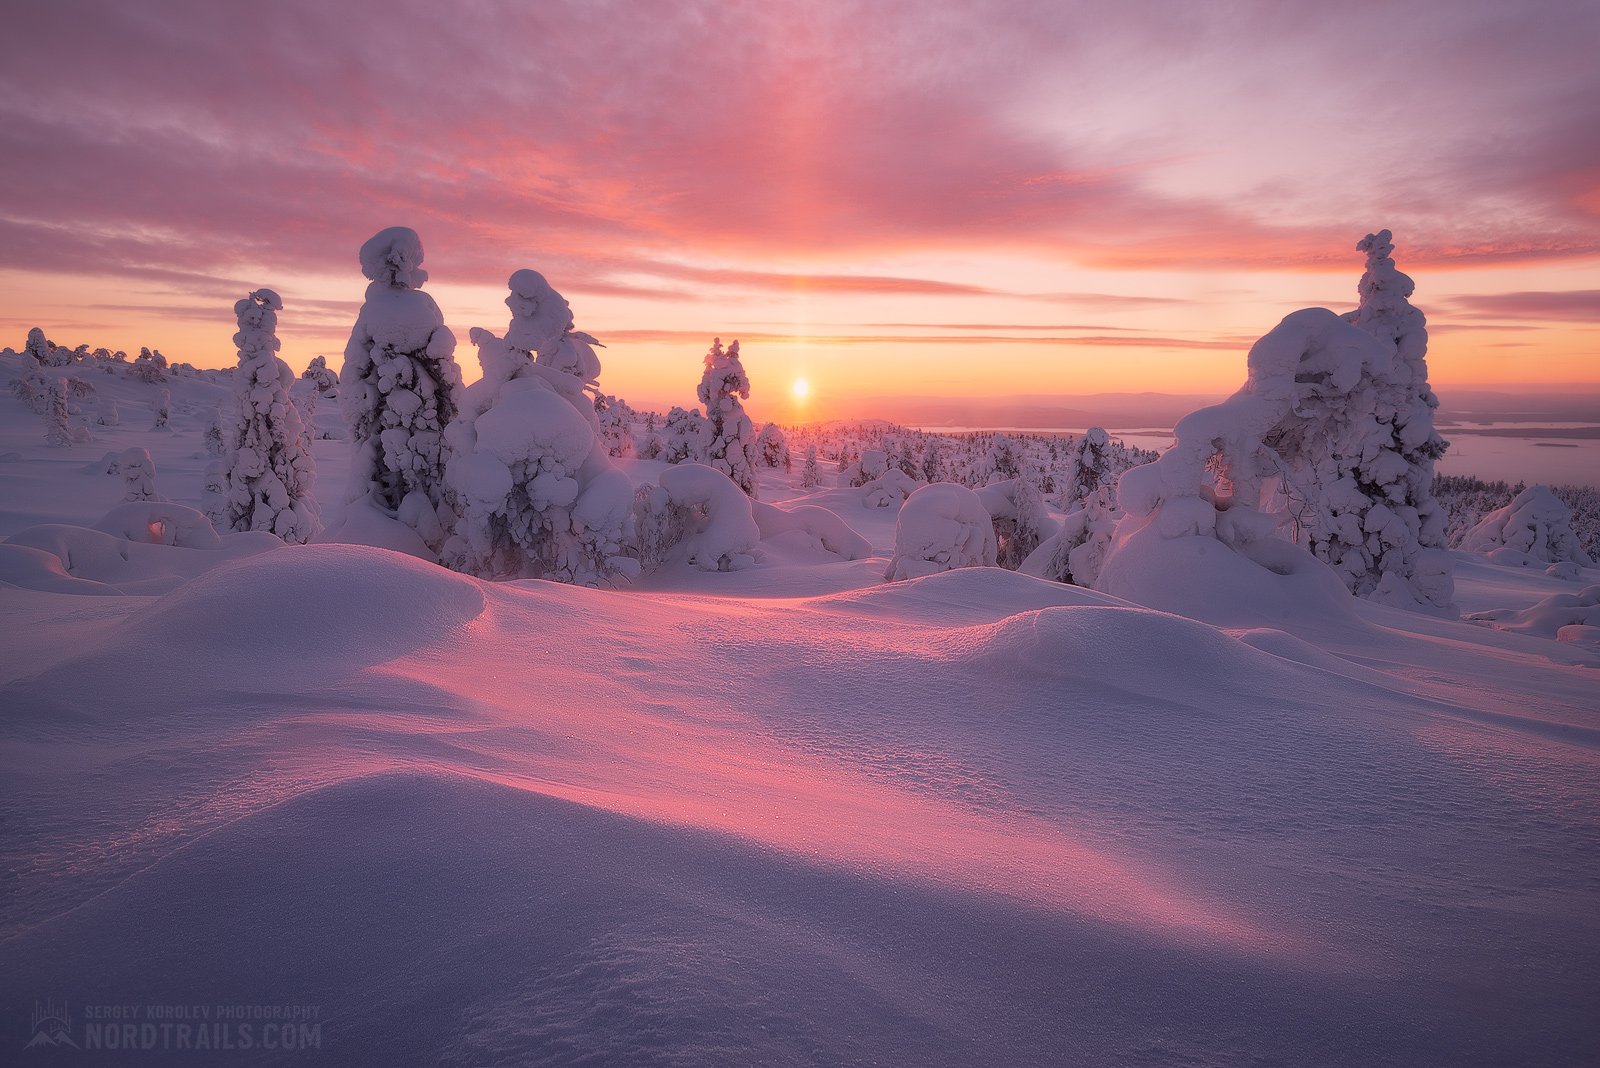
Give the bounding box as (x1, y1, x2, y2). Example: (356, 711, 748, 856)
(917, 426, 1600, 489)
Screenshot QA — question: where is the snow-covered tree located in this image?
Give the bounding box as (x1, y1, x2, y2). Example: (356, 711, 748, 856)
(152, 388, 170, 430)
(118, 446, 160, 501)
(661, 406, 706, 464)
(218, 289, 320, 543)
(885, 483, 997, 581)
(23, 327, 50, 365)
(340, 226, 462, 551)
(132, 346, 167, 384)
(800, 443, 821, 490)
(1023, 485, 1118, 588)
(43, 378, 72, 447)
(95, 396, 119, 426)
(697, 338, 758, 498)
(979, 474, 1051, 570)
(1461, 485, 1595, 567)
(302, 354, 339, 394)
(595, 393, 637, 458)
(1062, 427, 1113, 509)
(756, 422, 791, 471)
(1105, 230, 1456, 616)
(441, 273, 635, 586)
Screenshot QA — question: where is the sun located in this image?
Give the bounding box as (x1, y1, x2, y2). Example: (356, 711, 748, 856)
(792, 378, 810, 399)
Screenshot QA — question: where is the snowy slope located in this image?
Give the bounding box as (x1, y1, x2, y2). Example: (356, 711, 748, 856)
(2, 357, 1598, 1066)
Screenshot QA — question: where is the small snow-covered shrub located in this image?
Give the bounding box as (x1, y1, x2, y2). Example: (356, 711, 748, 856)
(978, 475, 1052, 570)
(657, 463, 760, 571)
(1460, 485, 1594, 567)
(861, 467, 920, 508)
(885, 483, 997, 581)
(1022, 485, 1118, 588)
(756, 422, 791, 471)
(302, 354, 339, 394)
(152, 388, 171, 430)
(661, 406, 706, 464)
(595, 393, 637, 458)
(119, 446, 160, 501)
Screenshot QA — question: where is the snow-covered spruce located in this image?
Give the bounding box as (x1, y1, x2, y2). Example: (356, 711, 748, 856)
(1061, 427, 1113, 510)
(131, 346, 167, 384)
(24, 327, 52, 365)
(1106, 231, 1455, 616)
(44, 378, 72, 447)
(885, 482, 997, 581)
(977, 475, 1052, 570)
(340, 227, 461, 551)
(1022, 485, 1118, 588)
(1461, 485, 1595, 568)
(660, 406, 706, 464)
(302, 354, 339, 394)
(756, 422, 791, 471)
(217, 290, 320, 543)
(696, 338, 758, 498)
(152, 387, 170, 430)
(441, 274, 635, 586)
(800, 443, 821, 490)
(594, 393, 636, 458)
(118, 446, 160, 501)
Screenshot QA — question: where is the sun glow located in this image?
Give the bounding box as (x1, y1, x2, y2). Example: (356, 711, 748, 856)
(792, 378, 810, 399)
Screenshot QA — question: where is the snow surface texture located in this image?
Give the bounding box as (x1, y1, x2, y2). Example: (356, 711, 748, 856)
(1108, 231, 1455, 618)
(218, 289, 320, 544)
(2, 352, 1600, 1064)
(1461, 484, 1595, 568)
(696, 338, 758, 498)
(1467, 583, 1600, 647)
(340, 227, 462, 552)
(442, 274, 634, 586)
(886, 482, 998, 580)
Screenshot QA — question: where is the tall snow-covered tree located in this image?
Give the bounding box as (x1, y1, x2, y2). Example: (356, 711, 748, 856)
(219, 289, 320, 543)
(43, 378, 72, 447)
(442, 273, 635, 586)
(1106, 230, 1456, 616)
(1062, 427, 1113, 510)
(697, 338, 758, 498)
(800, 443, 821, 489)
(340, 226, 461, 551)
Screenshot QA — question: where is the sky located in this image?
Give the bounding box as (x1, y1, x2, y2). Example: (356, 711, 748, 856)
(2, 0, 1598, 422)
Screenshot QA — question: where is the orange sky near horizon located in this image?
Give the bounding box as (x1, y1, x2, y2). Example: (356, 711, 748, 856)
(2, 1, 1597, 424)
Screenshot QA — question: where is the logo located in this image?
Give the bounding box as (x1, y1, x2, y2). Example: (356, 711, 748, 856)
(26, 1000, 78, 1049)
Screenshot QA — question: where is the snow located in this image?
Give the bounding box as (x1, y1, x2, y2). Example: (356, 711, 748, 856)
(886, 482, 998, 580)
(2, 335, 1599, 1065)
(1462, 483, 1595, 566)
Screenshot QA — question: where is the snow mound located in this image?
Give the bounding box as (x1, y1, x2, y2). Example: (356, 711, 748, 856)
(955, 606, 1315, 703)
(128, 545, 485, 670)
(753, 500, 871, 560)
(886, 483, 996, 581)
(659, 463, 760, 571)
(817, 564, 1125, 627)
(2, 520, 278, 595)
(1099, 523, 1358, 629)
(1467, 584, 1600, 648)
